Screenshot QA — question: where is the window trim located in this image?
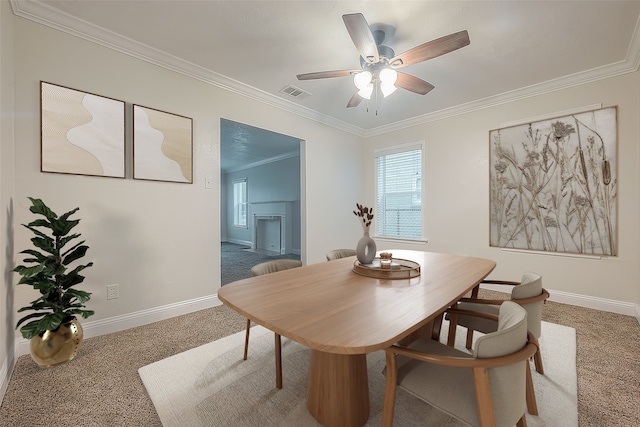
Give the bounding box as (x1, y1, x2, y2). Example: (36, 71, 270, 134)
(373, 140, 426, 242)
(232, 177, 248, 229)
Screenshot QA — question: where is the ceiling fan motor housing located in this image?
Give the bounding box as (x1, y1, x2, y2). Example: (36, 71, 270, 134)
(360, 44, 395, 70)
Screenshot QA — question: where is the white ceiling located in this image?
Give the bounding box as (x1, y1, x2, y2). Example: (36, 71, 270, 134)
(10, 0, 640, 167)
(220, 119, 301, 173)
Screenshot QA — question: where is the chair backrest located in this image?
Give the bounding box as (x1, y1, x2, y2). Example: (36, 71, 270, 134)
(250, 259, 302, 276)
(325, 249, 356, 261)
(474, 301, 528, 426)
(510, 271, 543, 338)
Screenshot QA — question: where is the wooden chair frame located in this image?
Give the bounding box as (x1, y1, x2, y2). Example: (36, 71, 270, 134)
(449, 279, 550, 374)
(243, 320, 283, 389)
(242, 259, 302, 390)
(383, 309, 538, 427)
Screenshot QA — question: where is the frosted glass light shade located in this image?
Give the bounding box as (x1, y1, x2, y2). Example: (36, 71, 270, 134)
(381, 82, 397, 97)
(354, 71, 372, 90)
(379, 68, 398, 85)
(358, 83, 373, 100)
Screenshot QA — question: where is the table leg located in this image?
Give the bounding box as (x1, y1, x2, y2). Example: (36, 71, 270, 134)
(307, 349, 369, 427)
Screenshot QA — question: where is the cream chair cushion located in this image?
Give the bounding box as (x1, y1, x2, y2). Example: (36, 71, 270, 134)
(457, 271, 543, 338)
(250, 259, 302, 276)
(394, 302, 528, 427)
(325, 249, 356, 261)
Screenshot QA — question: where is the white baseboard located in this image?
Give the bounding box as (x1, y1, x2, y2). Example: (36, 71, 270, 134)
(15, 294, 223, 358)
(224, 238, 252, 247)
(482, 284, 640, 324)
(11, 287, 640, 360)
(223, 239, 300, 255)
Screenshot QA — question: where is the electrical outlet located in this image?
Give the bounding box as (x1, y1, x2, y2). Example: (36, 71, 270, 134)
(107, 284, 119, 300)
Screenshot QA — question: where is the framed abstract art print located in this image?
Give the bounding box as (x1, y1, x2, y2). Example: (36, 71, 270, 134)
(40, 81, 125, 178)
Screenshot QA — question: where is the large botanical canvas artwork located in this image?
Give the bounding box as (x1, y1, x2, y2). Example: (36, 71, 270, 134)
(41, 82, 125, 178)
(133, 105, 193, 183)
(489, 106, 617, 256)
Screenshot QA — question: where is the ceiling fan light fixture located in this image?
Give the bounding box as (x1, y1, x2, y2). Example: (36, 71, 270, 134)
(381, 81, 398, 97)
(354, 71, 372, 90)
(379, 68, 398, 85)
(358, 83, 374, 100)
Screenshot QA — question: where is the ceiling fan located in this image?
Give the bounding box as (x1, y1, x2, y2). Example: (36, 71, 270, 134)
(296, 13, 470, 108)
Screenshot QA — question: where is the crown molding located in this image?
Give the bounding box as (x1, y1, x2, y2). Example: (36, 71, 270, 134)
(364, 57, 639, 137)
(11, 0, 640, 140)
(223, 150, 300, 174)
(365, 14, 640, 137)
(9, 0, 366, 137)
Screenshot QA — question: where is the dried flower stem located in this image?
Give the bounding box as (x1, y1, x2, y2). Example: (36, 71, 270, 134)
(353, 203, 374, 233)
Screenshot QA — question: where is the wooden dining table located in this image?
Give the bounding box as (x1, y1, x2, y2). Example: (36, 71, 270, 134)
(218, 249, 496, 427)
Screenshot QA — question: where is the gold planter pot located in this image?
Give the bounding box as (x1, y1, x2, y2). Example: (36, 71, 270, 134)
(29, 317, 84, 368)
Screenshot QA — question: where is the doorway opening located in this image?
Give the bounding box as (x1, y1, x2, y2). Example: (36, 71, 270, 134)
(219, 119, 303, 285)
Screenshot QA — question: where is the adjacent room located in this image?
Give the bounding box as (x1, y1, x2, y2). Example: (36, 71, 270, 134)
(1, 1, 638, 427)
(219, 119, 302, 284)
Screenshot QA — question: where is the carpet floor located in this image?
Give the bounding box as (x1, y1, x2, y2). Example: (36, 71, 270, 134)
(0, 291, 638, 426)
(139, 322, 576, 426)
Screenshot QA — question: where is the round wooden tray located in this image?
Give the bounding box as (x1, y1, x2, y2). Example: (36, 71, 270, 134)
(352, 257, 421, 279)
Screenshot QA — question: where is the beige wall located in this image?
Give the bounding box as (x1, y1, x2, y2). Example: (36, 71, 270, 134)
(10, 16, 364, 342)
(364, 72, 640, 309)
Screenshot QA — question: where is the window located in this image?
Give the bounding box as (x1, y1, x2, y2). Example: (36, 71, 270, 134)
(375, 143, 423, 239)
(233, 178, 247, 228)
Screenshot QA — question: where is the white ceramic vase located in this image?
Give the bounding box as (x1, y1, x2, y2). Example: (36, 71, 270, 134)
(356, 231, 376, 264)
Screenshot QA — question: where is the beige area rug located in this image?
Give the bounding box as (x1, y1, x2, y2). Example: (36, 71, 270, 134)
(139, 322, 577, 427)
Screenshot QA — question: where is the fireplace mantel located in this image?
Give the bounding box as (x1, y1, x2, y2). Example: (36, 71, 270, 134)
(251, 202, 292, 254)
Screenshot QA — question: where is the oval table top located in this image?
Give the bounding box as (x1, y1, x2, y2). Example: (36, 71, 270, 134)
(218, 249, 496, 354)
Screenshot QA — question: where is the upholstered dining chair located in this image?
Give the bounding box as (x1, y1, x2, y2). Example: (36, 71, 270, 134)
(383, 302, 538, 427)
(449, 272, 549, 374)
(244, 258, 302, 389)
(325, 248, 356, 261)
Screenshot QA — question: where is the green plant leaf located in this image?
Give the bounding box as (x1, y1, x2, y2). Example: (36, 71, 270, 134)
(19, 321, 44, 340)
(60, 274, 85, 289)
(31, 236, 56, 255)
(27, 218, 52, 229)
(52, 218, 80, 237)
(37, 312, 65, 330)
(13, 264, 46, 277)
(62, 245, 89, 265)
(58, 234, 81, 251)
(58, 207, 80, 222)
(15, 311, 46, 328)
(65, 288, 92, 303)
(63, 308, 94, 319)
(24, 224, 52, 240)
(28, 197, 58, 221)
(18, 249, 50, 263)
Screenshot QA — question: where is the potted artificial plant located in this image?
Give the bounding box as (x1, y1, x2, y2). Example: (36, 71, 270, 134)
(14, 197, 94, 367)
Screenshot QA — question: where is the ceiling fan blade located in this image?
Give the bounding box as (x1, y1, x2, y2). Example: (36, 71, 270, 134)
(342, 13, 379, 63)
(390, 30, 470, 68)
(297, 70, 357, 80)
(346, 92, 363, 108)
(396, 72, 435, 95)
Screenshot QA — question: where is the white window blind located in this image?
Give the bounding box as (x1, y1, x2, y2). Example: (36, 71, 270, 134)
(233, 178, 247, 228)
(375, 146, 422, 238)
